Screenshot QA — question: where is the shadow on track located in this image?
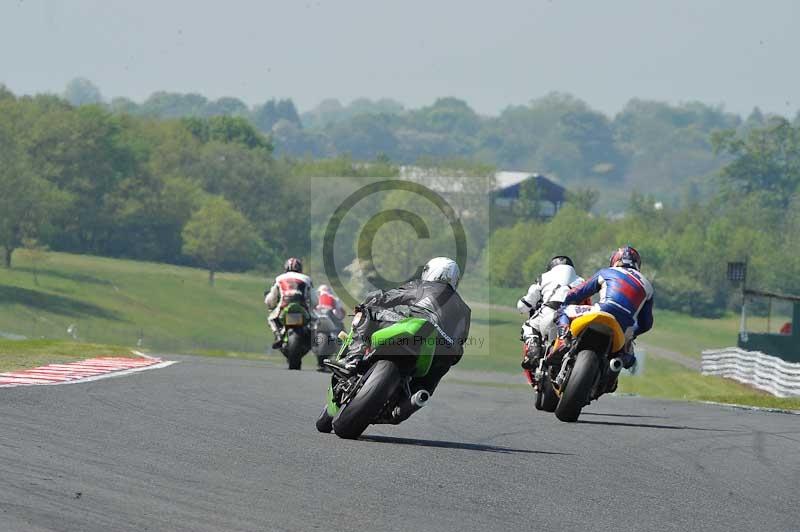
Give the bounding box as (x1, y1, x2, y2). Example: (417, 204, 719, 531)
(577, 419, 742, 432)
(360, 435, 571, 455)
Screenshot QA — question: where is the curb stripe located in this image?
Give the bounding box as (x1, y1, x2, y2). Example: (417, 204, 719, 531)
(0, 355, 177, 388)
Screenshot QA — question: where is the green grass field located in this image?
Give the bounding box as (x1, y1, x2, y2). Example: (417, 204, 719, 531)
(1, 251, 797, 410)
(0, 339, 134, 372)
(0, 252, 269, 353)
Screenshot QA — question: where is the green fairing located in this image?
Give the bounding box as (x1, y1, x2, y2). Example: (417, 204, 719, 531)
(326, 384, 340, 416)
(370, 317, 435, 377)
(280, 302, 308, 318)
(326, 329, 353, 415)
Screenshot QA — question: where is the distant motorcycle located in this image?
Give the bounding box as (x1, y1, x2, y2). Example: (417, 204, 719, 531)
(532, 310, 627, 422)
(277, 302, 312, 370)
(315, 309, 438, 439)
(311, 309, 344, 370)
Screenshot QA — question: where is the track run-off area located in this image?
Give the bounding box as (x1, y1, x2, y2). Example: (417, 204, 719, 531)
(1, 355, 798, 532)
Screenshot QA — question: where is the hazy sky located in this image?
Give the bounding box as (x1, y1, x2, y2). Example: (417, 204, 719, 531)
(1, 0, 798, 117)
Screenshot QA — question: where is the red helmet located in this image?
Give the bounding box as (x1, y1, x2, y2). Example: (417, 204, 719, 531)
(609, 246, 641, 270)
(284, 257, 303, 273)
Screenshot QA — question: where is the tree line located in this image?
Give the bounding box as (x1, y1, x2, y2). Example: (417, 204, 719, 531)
(59, 77, 800, 213)
(0, 85, 307, 281)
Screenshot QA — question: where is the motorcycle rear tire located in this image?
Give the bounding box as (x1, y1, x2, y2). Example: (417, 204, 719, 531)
(535, 373, 559, 412)
(555, 350, 599, 422)
(332, 360, 401, 440)
(285, 330, 304, 370)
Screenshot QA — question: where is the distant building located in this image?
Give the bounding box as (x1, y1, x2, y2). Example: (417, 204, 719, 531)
(492, 172, 566, 218)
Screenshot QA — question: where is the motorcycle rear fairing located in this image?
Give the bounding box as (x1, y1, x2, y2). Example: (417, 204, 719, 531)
(569, 311, 625, 353)
(369, 317, 436, 377)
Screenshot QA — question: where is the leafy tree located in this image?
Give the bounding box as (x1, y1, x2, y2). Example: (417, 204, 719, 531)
(63, 77, 103, 106)
(512, 178, 541, 219)
(712, 118, 800, 208)
(182, 197, 264, 285)
(411, 97, 481, 137)
(183, 115, 272, 152)
(205, 97, 248, 117)
(0, 101, 67, 267)
(0, 84, 14, 101)
(275, 99, 300, 125)
(140, 92, 208, 118)
(566, 187, 599, 212)
(26, 104, 137, 254)
(109, 96, 140, 115)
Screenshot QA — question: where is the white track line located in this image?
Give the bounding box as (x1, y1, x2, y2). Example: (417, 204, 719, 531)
(700, 400, 800, 415)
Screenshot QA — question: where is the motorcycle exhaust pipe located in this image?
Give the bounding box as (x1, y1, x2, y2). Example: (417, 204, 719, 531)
(411, 390, 430, 408)
(609, 357, 624, 373)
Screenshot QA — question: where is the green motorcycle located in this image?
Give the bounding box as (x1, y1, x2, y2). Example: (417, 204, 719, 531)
(278, 302, 312, 370)
(315, 310, 438, 439)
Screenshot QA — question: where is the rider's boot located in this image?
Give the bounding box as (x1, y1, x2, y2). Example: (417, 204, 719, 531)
(325, 340, 367, 375)
(271, 333, 283, 350)
(547, 329, 572, 362)
(521, 334, 543, 370)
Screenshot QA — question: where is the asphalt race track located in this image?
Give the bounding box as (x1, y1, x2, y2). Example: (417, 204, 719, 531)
(1, 355, 798, 532)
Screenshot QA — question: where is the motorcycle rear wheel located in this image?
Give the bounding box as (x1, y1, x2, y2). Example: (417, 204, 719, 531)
(332, 360, 401, 439)
(284, 330, 305, 370)
(555, 350, 599, 422)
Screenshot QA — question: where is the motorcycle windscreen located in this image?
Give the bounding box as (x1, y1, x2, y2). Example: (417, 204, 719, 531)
(570, 311, 626, 353)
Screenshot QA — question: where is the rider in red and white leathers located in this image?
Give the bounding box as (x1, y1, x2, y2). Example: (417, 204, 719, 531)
(517, 256, 584, 369)
(316, 284, 346, 331)
(316, 285, 345, 320)
(265, 258, 317, 348)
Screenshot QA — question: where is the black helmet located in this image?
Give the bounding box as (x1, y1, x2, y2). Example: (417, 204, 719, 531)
(609, 246, 641, 270)
(547, 256, 574, 271)
(284, 257, 303, 273)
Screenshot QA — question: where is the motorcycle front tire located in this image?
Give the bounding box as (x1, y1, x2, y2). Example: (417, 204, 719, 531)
(332, 359, 401, 440)
(316, 406, 333, 433)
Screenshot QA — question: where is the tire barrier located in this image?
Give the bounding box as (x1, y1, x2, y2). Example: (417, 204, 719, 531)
(701, 347, 800, 397)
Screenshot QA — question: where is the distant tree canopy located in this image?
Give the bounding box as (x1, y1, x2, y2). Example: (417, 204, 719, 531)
(80, 79, 762, 210)
(63, 77, 103, 106)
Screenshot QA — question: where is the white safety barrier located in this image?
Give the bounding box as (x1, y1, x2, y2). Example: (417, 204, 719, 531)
(701, 347, 800, 397)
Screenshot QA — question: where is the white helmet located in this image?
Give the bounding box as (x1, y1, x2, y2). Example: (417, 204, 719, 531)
(318, 284, 332, 294)
(421, 257, 461, 289)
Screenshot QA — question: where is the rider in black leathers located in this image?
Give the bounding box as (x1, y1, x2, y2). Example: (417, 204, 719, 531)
(342, 257, 471, 421)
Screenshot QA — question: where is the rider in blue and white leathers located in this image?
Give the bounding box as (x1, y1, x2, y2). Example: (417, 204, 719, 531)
(557, 246, 654, 368)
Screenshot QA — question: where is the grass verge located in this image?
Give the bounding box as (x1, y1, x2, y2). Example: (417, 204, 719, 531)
(0, 339, 135, 372)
